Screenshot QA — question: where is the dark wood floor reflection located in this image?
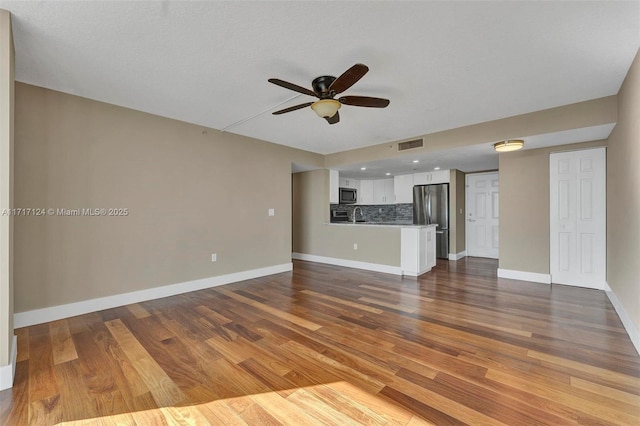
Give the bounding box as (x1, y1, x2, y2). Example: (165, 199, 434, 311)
(1, 257, 639, 425)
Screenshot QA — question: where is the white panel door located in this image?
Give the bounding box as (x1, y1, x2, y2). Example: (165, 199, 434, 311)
(466, 172, 499, 258)
(550, 148, 606, 289)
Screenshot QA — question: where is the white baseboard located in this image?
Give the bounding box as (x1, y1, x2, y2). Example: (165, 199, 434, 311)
(497, 268, 552, 284)
(14, 263, 293, 328)
(0, 335, 17, 390)
(402, 266, 433, 277)
(605, 284, 640, 356)
(449, 251, 466, 261)
(292, 253, 402, 276)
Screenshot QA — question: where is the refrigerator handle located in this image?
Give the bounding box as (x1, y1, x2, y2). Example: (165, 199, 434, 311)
(427, 192, 431, 224)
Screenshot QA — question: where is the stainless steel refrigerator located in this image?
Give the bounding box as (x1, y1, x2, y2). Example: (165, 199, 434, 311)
(413, 183, 449, 259)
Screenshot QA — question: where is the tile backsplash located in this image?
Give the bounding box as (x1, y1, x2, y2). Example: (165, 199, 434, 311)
(330, 203, 413, 223)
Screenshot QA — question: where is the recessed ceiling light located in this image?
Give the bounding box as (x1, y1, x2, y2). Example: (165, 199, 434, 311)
(385, 172, 391, 176)
(360, 167, 367, 171)
(434, 167, 440, 170)
(412, 160, 419, 163)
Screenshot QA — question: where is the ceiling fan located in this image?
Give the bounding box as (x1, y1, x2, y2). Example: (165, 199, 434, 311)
(268, 63, 390, 125)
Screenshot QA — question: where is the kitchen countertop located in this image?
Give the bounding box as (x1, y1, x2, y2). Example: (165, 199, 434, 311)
(326, 222, 436, 228)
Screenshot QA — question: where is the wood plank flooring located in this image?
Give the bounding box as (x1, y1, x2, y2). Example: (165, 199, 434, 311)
(1, 257, 639, 425)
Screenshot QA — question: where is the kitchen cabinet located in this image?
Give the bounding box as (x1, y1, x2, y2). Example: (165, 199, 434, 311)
(339, 177, 360, 191)
(359, 180, 374, 204)
(414, 169, 450, 185)
(394, 174, 414, 203)
(401, 225, 437, 276)
(329, 169, 339, 204)
(373, 178, 395, 204)
(359, 178, 394, 204)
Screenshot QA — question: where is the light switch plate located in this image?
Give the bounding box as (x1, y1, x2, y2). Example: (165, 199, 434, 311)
(268, 208, 275, 216)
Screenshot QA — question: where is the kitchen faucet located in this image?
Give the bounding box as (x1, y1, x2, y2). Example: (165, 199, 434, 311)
(352, 207, 363, 224)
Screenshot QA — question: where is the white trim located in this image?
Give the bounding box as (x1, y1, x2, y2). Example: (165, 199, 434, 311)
(497, 268, 552, 284)
(605, 284, 640, 356)
(448, 251, 466, 261)
(292, 253, 402, 276)
(401, 266, 432, 277)
(14, 263, 293, 328)
(0, 335, 17, 390)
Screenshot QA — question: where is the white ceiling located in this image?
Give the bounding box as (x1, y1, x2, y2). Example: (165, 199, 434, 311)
(1, 1, 639, 160)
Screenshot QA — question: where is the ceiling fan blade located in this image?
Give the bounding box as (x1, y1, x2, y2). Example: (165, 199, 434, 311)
(325, 111, 340, 125)
(339, 96, 390, 108)
(329, 63, 369, 94)
(268, 78, 317, 97)
(272, 102, 314, 115)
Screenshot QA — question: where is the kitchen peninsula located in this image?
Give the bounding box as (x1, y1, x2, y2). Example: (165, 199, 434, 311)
(327, 222, 437, 276)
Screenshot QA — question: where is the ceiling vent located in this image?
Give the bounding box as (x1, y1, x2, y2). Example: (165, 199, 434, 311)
(397, 138, 424, 151)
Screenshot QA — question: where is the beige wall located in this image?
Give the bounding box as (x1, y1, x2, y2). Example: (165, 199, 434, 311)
(607, 48, 640, 333)
(292, 170, 401, 266)
(449, 169, 466, 255)
(14, 83, 322, 313)
(499, 140, 607, 274)
(326, 96, 616, 168)
(0, 9, 14, 367)
(451, 169, 466, 254)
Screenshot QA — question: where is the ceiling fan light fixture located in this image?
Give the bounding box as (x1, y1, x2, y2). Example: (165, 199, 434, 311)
(494, 139, 524, 152)
(311, 99, 341, 118)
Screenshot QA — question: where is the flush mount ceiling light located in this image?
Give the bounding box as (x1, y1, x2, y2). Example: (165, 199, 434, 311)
(494, 139, 524, 152)
(311, 99, 341, 118)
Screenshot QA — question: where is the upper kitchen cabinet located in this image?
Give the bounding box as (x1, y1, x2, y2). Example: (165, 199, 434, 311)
(329, 169, 339, 204)
(414, 170, 450, 185)
(339, 177, 360, 191)
(373, 178, 395, 204)
(359, 180, 374, 204)
(359, 178, 394, 204)
(394, 174, 414, 203)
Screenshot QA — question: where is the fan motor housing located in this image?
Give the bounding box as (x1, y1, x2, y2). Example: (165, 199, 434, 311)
(312, 76, 336, 98)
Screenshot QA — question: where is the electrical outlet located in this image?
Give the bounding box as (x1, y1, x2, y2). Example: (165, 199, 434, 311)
(268, 208, 275, 216)
(211, 253, 217, 262)
(353, 243, 358, 250)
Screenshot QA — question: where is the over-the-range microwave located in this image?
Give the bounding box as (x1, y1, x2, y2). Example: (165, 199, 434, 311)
(339, 187, 357, 204)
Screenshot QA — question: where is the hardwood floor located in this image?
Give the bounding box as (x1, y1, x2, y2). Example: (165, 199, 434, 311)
(1, 257, 639, 425)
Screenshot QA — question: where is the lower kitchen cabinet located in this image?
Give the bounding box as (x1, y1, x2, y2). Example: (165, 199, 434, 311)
(401, 225, 436, 276)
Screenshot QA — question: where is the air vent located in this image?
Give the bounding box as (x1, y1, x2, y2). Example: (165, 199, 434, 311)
(398, 138, 424, 151)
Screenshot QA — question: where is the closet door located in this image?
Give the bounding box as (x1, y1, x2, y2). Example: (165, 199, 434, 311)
(550, 148, 606, 289)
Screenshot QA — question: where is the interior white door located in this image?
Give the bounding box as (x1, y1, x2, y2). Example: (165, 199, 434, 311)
(550, 148, 606, 289)
(466, 172, 499, 258)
